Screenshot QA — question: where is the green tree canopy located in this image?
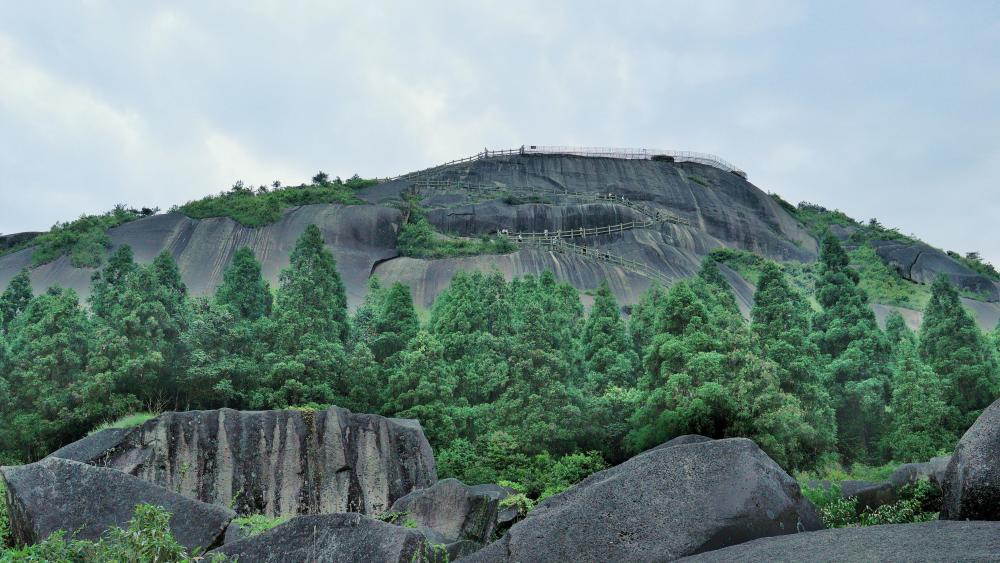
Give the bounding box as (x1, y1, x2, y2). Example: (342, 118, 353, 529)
(216, 247, 272, 321)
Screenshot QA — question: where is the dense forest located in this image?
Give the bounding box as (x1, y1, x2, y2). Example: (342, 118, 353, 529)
(2, 222, 997, 506)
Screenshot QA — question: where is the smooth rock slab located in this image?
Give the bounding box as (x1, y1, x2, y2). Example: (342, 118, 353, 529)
(678, 521, 1000, 562)
(840, 480, 897, 511)
(889, 456, 951, 489)
(463, 438, 822, 563)
(1, 457, 234, 550)
(942, 397, 1000, 520)
(49, 406, 437, 517)
(210, 513, 448, 563)
(389, 478, 512, 559)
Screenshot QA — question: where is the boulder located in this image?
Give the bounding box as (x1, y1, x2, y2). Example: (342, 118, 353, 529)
(388, 478, 513, 559)
(209, 513, 448, 563)
(468, 483, 519, 530)
(0, 457, 234, 550)
(839, 480, 897, 511)
(652, 434, 713, 451)
(463, 438, 822, 562)
(942, 397, 1000, 520)
(49, 406, 437, 517)
(889, 456, 951, 489)
(677, 521, 1000, 562)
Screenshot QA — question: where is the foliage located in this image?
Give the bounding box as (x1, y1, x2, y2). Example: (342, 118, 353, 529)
(849, 245, 929, 308)
(919, 274, 998, 431)
(88, 412, 158, 436)
(0, 504, 224, 562)
(216, 247, 272, 321)
(177, 177, 371, 227)
(397, 217, 516, 259)
(232, 514, 289, 537)
(0, 476, 9, 549)
(0, 206, 144, 268)
(948, 251, 1000, 281)
(886, 340, 954, 461)
(801, 480, 939, 528)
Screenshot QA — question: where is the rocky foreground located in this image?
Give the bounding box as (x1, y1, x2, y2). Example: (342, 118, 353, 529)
(6, 400, 1000, 561)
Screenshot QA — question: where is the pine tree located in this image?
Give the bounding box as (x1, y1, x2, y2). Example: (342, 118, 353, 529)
(0, 269, 32, 333)
(273, 225, 348, 346)
(751, 262, 836, 460)
(89, 245, 137, 319)
(583, 283, 638, 391)
(385, 331, 460, 446)
(216, 247, 272, 321)
(263, 225, 349, 407)
(352, 276, 385, 348)
(1, 287, 112, 458)
(628, 283, 665, 359)
(887, 340, 953, 461)
(342, 342, 384, 414)
(371, 282, 420, 364)
(811, 234, 892, 463)
(884, 310, 916, 353)
(919, 274, 998, 429)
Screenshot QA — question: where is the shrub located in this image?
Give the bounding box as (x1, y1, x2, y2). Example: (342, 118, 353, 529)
(0, 477, 10, 549)
(0, 206, 143, 267)
(0, 504, 226, 562)
(232, 514, 288, 537)
(88, 412, 158, 436)
(397, 218, 517, 259)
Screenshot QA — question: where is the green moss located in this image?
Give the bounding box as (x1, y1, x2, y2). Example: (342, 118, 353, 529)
(88, 412, 158, 435)
(232, 514, 289, 537)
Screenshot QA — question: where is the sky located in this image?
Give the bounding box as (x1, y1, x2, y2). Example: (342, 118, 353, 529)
(1, 1, 999, 262)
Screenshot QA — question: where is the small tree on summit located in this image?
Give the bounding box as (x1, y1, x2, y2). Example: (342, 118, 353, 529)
(312, 171, 330, 185)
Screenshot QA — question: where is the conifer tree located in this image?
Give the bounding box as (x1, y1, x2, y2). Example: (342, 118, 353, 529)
(628, 283, 665, 359)
(216, 247, 272, 321)
(919, 274, 998, 429)
(385, 331, 460, 446)
(887, 340, 953, 461)
(1, 287, 108, 458)
(264, 225, 349, 407)
(582, 283, 638, 391)
(811, 234, 891, 463)
(342, 342, 384, 414)
(0, 269, 32, 333)
(884, 310, 917, 353)
(371, 282, 420, 364)
(89, 245, 137, 319)
(751, 262, 836, 459)
(352, 276, 385, 348)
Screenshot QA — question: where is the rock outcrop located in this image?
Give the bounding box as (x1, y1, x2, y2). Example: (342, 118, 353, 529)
(678, 521, 1000, 562)
(463, 438, 822, 562)
(652, 433, 713, 451)
(49, 407, 437, 517)
(942, 398, 1000, 520)
(388, 478, 513, 559)
(889, 455, 951, 489)
(1, 457, 234, 550)
(839, 480, 897, 512)
(209, 513, 448, 563)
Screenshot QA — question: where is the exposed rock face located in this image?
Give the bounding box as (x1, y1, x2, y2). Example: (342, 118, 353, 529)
(389, 478, 513, 559)
(48, 407, 437, 517)
(890, 456, 951, 489)
(942, 398, 1000, 520)
(210, 513, 448, 563)
(463, 438, 822, 563)
(839, 480, 897, 511)
(1, 457, 234, 550)
(870, 239, 999, 301)
(677, 521, 1000, 562)
(652, 433, 713, 451)
(0, 204, 401, 308)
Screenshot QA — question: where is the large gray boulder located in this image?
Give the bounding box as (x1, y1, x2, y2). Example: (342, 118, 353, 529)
(49, 406, 437, 517)
(463, 438, 822, 563)
(678, 521, 1000, 562)
(388, 478, 513, 559)
(209, 513, 448, 563)
(942, 398, 1000, 520)
(839, 480, 897, 511)
(1, 457, 234, 550)
(652, 434, 713, 451)
(889, 455, 951, 489)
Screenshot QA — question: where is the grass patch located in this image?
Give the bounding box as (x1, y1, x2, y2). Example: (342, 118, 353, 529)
(849, 244, 930, 309)
(177, 176, 374, 227)
(0, 206, 147, 268)
(88, 412, 158, 435)
(232, 514, 289, 537)
(709, 248, 817, 305)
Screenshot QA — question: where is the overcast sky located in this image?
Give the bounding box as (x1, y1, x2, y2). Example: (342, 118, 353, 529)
(1, 1, 998, 262)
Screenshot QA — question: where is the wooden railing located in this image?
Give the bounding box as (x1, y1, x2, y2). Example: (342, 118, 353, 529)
(514, 237, 671, 285)
(379, 145, 746, 182)
(411, 179, 691, 226)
